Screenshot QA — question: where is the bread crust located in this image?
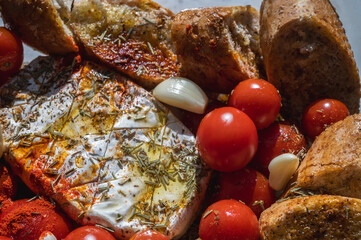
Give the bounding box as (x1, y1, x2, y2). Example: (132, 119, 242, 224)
(294, 114, 361, 198)
(260, 0, 360, 121)
(0, 0, 78, 55)
(260, 195, 361, 240)
(172, 6, 262, 93)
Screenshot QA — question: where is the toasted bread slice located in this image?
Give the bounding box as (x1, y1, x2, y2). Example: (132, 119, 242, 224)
(260, 0, 360, 121)
(69, 0, 180, 89)
(0, 0, 179, 89)
(260, 195, 361, 240)
(0, 0, 78, 55)
(171, 6, 262, 93)
(294, 114, 361, 198)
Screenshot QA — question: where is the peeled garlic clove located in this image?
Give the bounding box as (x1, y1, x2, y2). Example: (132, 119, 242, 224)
(268, 153, 300, 191)
(153, 77, 208, 114)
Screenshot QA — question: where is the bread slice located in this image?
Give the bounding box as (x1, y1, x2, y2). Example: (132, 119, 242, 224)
(294, 114, 361, 199)
(69, 0, 180, 89)
(260, 195, 361, 239)
(0, 0, 179, 89)
(171, 6, 263, 93)
(0, 0, 78, 55)
(260, 0, 360, 121)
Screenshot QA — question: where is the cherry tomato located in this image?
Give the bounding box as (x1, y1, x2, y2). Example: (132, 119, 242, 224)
(0, 237, 12, 240)
(199, 199, 259, 240)
(251, 122, 306, 177)
(197, 107, 258, 172)
(0, 199, 71, 240)
(0, 27, 23, 83)
(228, 79, 281, 130)
(130, 230, 169, 240)
(302, 99, 349, 139)
(213, 168, 275, 217)
(183, 100, 225, 134)
(64, 226, 116, 240)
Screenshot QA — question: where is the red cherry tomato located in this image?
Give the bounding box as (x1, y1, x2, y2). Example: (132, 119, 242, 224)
(251, 122, 306, 177)
(0, 27, 23, 84)
(183, 100, 225, 134)
(130, 230, 169, 240)
(199, 199, 259, 240)
(302, 99, 349, 139)
(0, 199, 71, 240)
(214, 168, 275, 217)
(197, 107, 258, 172)
(0, 237, 12, 240)
(228, 79, 281, 130)
(64, 226, 116, 240)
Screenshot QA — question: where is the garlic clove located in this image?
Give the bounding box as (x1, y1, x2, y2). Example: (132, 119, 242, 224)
(268, 153, 300, 191)
(153, 77, 208, 114)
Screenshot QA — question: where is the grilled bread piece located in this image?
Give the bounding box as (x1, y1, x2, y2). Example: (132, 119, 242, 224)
(294, 114, 361, 199)
(0, 56, 209, 239)
(69, 0, 180, 89)
(260, 0, 360, 121)
(260, 195, 361, 239)
(0, 0, 78, 55)
(0, 0, 179, 89)
(171, 6, 262, 93)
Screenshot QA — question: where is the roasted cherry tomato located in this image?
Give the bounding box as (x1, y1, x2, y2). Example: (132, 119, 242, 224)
(130, 230, 169, 240)
(251, 122, 306, 177)
(0, 27, 23, 84)
(64, 226, 116, 240)
(0, 199, 71, 240)
(213, 168, 275, 217)
(228, 79, 281, 130)
(183, 100, 225, 134)
(199, 199, 259, 240)
(197, 107, 258, 172)
(302, 99, 349, 139)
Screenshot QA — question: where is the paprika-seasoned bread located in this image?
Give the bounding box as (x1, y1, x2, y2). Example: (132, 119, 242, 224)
(0, 0, 78, 55)
(295, 114, 361, 199)
(69, 0, 180, 89)
(0, 0, 180, 89)
(171, 6, 263, 93)
(259, 195, 361, 240)
(260, 0, 360, 121)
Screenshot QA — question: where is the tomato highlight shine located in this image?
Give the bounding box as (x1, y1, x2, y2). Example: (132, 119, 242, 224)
(197, 107, 258, 172)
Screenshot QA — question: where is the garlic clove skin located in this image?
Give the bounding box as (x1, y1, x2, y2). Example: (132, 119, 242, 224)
(268, 153, 300, 191)
(153, 77, 208, 114)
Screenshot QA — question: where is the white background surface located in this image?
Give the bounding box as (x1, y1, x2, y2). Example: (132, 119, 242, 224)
(1, 0, 360, 78)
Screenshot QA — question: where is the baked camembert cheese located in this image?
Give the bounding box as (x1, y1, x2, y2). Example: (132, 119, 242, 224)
(0, 56, 209, 239)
